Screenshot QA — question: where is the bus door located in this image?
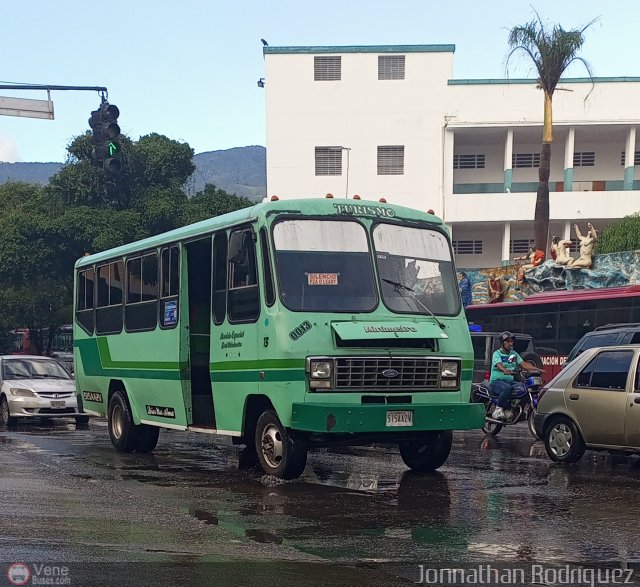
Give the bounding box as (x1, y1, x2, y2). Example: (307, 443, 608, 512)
(185, 238, 215, 427)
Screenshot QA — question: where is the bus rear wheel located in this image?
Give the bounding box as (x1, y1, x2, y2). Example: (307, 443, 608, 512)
(255, 410, 307, 479)
(108, 390, 159, 453)
(399, 430, 453, 472)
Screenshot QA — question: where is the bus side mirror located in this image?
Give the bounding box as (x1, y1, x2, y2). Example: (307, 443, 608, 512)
(228, 232, 245, 264)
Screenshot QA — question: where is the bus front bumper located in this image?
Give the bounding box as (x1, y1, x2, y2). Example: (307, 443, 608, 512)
(291, 402, 484, 434)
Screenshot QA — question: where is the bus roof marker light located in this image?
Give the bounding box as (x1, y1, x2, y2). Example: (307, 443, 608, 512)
(353, 195, 361, 200)
(428, 209, 435, 215)
(326, 193, 334, 198)
(270, 195, 279, 201)
(379, 197, 387, 203)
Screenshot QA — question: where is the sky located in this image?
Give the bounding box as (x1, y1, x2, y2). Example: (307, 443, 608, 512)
(1, 0, 638, 163)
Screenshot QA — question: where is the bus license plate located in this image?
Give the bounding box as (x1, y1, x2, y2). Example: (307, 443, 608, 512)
(50, 401, 66, 409)
(386, 410, 413, 427)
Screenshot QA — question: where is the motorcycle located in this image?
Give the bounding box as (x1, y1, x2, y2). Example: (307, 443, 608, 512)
(472, 369, 544, 437)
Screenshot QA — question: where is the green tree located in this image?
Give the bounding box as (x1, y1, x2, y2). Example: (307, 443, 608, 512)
(597, 213, 640, 254)
(507, 14, 594, 255)
(183, 184, 254, 225)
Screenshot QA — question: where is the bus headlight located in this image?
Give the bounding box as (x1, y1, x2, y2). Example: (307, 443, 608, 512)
(310, 360, 332, 379)
(440, 361, 460, 388)
(307, 358, 333, 390)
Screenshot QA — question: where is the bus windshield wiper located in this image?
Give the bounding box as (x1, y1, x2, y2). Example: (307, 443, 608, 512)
(381, 278, 445, 329)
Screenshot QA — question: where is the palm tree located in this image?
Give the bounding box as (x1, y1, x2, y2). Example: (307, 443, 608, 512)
(507, 14, 595, 257)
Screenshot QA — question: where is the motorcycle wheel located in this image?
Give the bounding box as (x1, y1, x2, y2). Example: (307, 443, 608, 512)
(482, 419, 503, 436)
(528, 410, 541, 440)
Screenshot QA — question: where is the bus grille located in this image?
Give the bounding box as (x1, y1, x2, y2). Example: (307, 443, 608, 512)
(334, 357, 441, 390)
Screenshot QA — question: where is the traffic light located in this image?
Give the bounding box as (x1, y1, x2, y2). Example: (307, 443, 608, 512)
(88, 102, 122, 177)
(101, 103, 121, 177)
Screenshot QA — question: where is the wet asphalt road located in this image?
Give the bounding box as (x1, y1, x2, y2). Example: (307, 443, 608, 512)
(1, 420, 639, 586)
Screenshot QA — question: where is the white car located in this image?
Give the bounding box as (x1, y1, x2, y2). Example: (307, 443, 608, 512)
(0, 355, 89, 426)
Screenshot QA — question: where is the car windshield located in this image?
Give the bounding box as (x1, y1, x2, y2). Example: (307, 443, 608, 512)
(373, 224, 460, 316)
(273, 219, 377, 312)
(2, 358, 71, 380)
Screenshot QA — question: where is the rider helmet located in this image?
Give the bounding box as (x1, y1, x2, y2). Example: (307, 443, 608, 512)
(499, 331, 514, 343)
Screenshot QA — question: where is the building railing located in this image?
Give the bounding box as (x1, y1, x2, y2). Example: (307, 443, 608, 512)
(453, 180, 640, 194)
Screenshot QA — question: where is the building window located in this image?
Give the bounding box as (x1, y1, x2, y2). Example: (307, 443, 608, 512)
(452, 240, 483, 254)
(510, 239, 535, 254)
(314, 56, 341, 81)
(573, 151, 595, 167)
(512, 153, 540, 168)
(454, 154, 486, 169)
(378, 55, 405, 80)
(377, 145, 404, 175)
(619, 151, 640, 165)
(315, 147, 342, 176)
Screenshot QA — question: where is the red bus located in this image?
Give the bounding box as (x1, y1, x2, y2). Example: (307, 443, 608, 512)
(466, 285, 640, 377)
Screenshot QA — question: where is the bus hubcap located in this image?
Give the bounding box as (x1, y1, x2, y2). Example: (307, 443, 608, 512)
(261, 424, 283, 468)
(112, 405, 123, 439)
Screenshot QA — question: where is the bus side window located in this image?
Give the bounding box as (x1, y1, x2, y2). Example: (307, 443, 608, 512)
(76, 267, 95, 335)
(228, 229, 259, 323)
(125, 252, 158, 332)
(212, 233, 228, 325)
(95, 261, 124, 335)
(260, 227, 275, 307)
(160, 246, 179, 329)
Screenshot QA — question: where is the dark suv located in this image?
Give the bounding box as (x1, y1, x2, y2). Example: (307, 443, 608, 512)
(566, 323, 640, 364)
(470, 331, 541, 383)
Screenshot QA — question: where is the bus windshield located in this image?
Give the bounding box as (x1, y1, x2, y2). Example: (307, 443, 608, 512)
(373, 224, 460, 316)
(273, 219, 377, 312)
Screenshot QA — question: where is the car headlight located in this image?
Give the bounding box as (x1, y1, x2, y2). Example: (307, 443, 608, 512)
(310, 360, 332, 379)
(10, 388, 36, 397)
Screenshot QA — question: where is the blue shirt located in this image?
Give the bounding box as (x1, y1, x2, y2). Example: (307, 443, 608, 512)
(489, 349, 523, 383)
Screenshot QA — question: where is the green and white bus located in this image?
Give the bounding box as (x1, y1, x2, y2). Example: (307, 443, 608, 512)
(74, 197, 484, 478)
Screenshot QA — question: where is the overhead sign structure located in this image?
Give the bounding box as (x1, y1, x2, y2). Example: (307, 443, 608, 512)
(0, 96, 54, 120)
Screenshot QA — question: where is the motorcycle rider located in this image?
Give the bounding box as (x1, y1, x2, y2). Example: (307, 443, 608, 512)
(489, 331, 542, 420)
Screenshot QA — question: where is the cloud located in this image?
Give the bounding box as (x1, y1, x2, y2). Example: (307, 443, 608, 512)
(0, 135, 22, 162)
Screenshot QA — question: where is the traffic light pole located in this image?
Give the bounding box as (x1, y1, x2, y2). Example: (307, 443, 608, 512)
(0, 84, 107, 92)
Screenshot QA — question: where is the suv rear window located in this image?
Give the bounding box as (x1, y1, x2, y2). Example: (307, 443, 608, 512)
(572, 333, 620, 359)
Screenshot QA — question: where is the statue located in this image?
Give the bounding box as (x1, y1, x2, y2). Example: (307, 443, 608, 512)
(551, 235, 574, 266)
(458, 272, 472, 308)
(567, 223, 597, 270)
(487, 273, 505, 303)
(515, 248, 545, 284)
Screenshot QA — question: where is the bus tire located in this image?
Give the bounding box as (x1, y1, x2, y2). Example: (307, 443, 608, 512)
(108, 391, 138, 453)
(133, 425, 160, 453)
(255, 410, 307, 479)
(399, 430, 452, 472)
(0, 396, 16, 428)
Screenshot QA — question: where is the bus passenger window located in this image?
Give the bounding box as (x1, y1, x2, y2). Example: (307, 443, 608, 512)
(76, 268, 95, 334)
(160, 246, 179, 329)
(212, 233, 228, 324)
(228, 229, 259, 323)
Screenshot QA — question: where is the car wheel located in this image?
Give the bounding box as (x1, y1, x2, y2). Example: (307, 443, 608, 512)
(0, 395, 16, 428)
(527, 411, 541, 440)
(75, 415, 90, 426)
(544, 416, 585, 463)
(255, 410, 307, 479)
(522, 351, 543, 369)
(399, 430, 453, 472)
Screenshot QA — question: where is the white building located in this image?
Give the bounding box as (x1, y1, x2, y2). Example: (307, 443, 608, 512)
(262, 44, 640, 268)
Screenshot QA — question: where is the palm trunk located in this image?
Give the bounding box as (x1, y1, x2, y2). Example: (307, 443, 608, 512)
(534, 92, 553, 254)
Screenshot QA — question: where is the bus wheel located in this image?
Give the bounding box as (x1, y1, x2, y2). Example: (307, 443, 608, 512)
(255, 410, 307, 479)
(134, 426, 160, 453)
(399, 430, 453, 472)
(108, 391, 138, 453)
(0, 396, 16, 428)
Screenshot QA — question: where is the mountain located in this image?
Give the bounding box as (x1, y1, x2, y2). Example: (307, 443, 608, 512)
(0, 145, 267, 201)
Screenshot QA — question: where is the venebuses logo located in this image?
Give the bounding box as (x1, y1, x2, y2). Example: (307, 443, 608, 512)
(7, 562, 31, 586)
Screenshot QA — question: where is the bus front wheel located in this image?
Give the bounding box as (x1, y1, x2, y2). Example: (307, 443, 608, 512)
(399, 430, 453, 472)
(108, 390, 159, 454)
(255, 410, 307, 479)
